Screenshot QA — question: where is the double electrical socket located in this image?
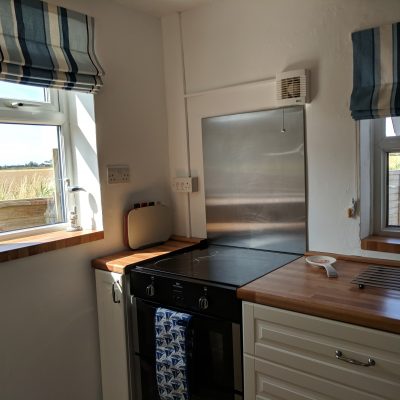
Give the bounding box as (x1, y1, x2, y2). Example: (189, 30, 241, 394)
(107, 165, 130, 184)
(172, 177, 198, 193)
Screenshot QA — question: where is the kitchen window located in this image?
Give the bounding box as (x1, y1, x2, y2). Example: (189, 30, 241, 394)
(0, 81, 70, 235)
(0, 0, 105, 261)
(360, 117, 400, 241)
(350, 22, 400, 252)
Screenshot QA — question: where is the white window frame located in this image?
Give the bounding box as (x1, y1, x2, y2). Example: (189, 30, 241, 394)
(0, 87, 64, 125)
(360, 118, 400, 238)
(0, 85, 73, 239)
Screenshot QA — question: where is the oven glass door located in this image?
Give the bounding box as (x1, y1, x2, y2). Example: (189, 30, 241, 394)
(133, 298, 242, 400)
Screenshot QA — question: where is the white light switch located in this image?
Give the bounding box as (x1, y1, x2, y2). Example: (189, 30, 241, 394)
(107, 165, 130, 184)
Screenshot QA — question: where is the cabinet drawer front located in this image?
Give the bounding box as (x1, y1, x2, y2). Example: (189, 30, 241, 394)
(252, 304, 400, 356)
(255, 317, 400, 374)
(251, 355, 384, 400)
(253, 312, 400, 373)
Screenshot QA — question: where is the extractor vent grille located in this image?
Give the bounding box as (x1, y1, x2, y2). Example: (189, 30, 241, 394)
(276, 69, 310, 106)
(279, 76, 301, 99)
(351, 265, 400, 291)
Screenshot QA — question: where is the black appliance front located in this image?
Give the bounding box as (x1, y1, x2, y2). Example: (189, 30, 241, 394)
(130, 297, 243, 400)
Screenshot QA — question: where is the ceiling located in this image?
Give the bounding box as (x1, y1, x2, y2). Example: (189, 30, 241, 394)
(112, 0, 214, 17)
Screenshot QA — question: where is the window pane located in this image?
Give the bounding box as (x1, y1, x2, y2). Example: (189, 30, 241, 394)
(0, 81, 48, 103)
(387, 152, 400, 226)
(0, 124, 65, 232)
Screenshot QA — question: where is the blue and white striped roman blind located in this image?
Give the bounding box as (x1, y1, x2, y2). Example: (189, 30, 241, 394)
(0, 0, 104, 93)
(350, 22, 400, 120)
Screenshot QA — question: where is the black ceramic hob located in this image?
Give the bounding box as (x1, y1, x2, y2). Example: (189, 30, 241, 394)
(134, 244, 299, 287)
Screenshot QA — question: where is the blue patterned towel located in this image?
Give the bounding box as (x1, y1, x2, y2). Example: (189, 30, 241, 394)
(155, 308, 191, 400)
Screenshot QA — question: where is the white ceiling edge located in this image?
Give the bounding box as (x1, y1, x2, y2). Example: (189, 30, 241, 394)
(112, 0, 214, 17)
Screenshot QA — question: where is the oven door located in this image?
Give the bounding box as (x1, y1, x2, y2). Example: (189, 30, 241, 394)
(131, 298, 242, 400)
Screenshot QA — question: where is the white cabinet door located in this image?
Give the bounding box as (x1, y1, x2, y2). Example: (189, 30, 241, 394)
(95, 269, 130, 400)
(243, 302, 400, 400)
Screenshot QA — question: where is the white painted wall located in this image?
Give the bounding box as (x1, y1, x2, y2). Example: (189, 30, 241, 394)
(0, 1, 169, 399)
(163, 0, 400, 259)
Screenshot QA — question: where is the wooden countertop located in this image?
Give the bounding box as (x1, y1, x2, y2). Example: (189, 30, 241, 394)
(237, 256, 400, 334)
(91, 236, 202, 274)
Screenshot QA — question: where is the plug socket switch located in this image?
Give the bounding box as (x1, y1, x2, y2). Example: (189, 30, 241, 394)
(172, 177, 198, 193)
(107, 165, 130, 184)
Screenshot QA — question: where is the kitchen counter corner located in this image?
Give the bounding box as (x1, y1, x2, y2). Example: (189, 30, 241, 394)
(91, 236, 203, 274)
(237, 256, 400, 334)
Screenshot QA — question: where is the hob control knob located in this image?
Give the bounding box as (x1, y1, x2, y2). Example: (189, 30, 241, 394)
(146, 283, 155, 297)
(198, 296, 208, 310)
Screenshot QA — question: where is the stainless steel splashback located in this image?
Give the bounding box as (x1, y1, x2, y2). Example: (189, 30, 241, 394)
(202, 106, 306, 254)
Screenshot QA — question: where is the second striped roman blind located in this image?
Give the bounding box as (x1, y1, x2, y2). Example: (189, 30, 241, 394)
(350, 22, 400, 120)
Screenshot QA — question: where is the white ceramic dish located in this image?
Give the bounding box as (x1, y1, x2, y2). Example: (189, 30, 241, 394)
(305, 255, 336, 267)
(305, 255, 338, 278)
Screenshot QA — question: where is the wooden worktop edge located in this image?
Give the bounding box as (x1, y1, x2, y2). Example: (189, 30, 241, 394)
(237, 287, 400, 334)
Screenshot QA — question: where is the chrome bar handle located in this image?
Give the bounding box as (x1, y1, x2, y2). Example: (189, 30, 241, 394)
(335, 350, 375, 367)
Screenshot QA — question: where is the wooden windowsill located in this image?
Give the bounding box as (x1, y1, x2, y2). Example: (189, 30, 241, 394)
(0, 229, 104, 263)
(361, 235, 400, 254)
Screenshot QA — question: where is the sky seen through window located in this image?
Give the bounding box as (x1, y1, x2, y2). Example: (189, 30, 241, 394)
(0, 82, 57, 167)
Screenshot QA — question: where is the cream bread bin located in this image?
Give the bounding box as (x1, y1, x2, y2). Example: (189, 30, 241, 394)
(124, 204, 172, 250)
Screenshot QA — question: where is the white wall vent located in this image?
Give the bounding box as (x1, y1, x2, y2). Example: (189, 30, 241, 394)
(276, 69, 310, 106)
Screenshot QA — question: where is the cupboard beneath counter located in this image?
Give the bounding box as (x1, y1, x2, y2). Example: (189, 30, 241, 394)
(243, 302, 400, 400)
(95, 270, 130, 400)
